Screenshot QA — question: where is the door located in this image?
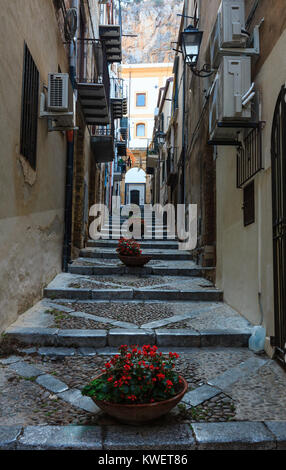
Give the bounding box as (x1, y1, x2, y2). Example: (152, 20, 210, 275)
(130, 189, 140, 205)
(271, 85, 286, 367)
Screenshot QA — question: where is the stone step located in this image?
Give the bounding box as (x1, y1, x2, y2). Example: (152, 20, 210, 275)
(5, 325, 251, 348)
(43, 273, 222, 301)
(87, 239, 179, 249)
(44, 287, 223, 301)
(68, 264, 209, 277)
(1, 421, 283, 450)
(79, 248, 192, 261)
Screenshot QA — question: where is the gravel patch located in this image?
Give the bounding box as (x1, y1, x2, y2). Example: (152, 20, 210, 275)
(57, 302, 176, 327)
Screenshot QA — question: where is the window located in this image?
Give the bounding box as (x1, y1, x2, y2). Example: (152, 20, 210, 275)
(20, 43, 39, 170)
(136, 93, 146, 107)
(243, 180, 255, 227)
(136, 123, 145, 137)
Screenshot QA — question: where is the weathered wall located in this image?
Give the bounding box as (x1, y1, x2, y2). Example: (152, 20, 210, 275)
(0, 0, 69, 332)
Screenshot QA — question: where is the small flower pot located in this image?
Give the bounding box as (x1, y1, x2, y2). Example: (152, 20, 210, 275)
(91, 376, 188, 425)
(118, 254, 151, 267)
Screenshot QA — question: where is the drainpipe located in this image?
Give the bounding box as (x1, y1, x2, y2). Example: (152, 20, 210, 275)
(62, 0, 79, 272)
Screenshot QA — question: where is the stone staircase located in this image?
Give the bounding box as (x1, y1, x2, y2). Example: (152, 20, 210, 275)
(5, 233, 254, 351)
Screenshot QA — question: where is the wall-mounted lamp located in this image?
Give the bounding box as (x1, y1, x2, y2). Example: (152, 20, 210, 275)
(156, 131, 166, 146)
(180, 25, 215, 78)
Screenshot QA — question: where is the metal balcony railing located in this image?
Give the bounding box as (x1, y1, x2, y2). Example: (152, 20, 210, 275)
(76, 39, 110, 125)
(166, 148, 178, 186)
(90, 126, 113, 137)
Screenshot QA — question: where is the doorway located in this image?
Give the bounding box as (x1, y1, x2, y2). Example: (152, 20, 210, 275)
(271, 85, 286, 367)
(130, 189, 140, 205)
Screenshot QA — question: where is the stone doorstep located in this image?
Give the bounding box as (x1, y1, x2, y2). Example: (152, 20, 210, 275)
(43, 287, 223, 302)
(5, 326, 252, 348)
(0, 421, 285, 450)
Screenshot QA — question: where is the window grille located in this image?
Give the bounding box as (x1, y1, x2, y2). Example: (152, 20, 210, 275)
(237, 124, 263, 188)
(20, 43, 39, 170)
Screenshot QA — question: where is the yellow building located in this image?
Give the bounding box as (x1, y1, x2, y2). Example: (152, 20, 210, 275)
(120, 63, 173, 205)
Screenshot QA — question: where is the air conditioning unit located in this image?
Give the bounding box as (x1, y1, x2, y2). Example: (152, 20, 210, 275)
(209, 55, 253, 142)
(48, 73, 69, 111)
(40, 73, 76, 131)
(209, 0, 248, 68)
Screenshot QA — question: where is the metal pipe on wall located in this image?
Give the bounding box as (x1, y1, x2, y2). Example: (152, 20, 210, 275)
(62, 0, 79, 272)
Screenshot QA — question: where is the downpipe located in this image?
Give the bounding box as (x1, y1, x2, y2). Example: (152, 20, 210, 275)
(62, 0, 79, 272)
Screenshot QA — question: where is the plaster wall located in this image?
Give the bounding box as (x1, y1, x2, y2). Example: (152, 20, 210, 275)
(0, 0, 69, 331)
(216, 28, 286, 342)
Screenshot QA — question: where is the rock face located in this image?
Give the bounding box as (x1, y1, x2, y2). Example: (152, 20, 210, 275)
(121, 0, 183, 64)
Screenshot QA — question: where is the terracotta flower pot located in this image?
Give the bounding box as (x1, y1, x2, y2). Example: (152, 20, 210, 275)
(118, 254, 151, 267)
(91, 376, 188, 425)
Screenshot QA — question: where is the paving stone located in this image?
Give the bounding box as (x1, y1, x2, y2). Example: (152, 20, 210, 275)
(8, 361, 44, 378)
(57, 329, 107, 348)
(265, 421, 286, 449)
(79, 347, 98, 356)
(182, 384, 221, 407)
(44, 288, 92, 300)
(0, 355, 22, 365)
(191, 421, 276, 450)
(38, 347, 77, 356)
(200, 329, 251, 347)
(57, 389, 100, 413)
(0, 425, 22, 450)
(91, 289, 134, 300)
(5, 327, 59, 346)
(103, 424, 195, 450)
(36, 374, 69, 393)
(156, 329, 201, 347)
(17, 425, 102, 450)
(208, 357, 268, 389)
(108, 329, 155, 347)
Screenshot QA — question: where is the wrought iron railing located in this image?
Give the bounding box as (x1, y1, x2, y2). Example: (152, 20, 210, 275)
(110, 77, 127, 100)
(76, 38, 110, 108)
(90, 126, 113, 137)
(237, 124, 263, 188)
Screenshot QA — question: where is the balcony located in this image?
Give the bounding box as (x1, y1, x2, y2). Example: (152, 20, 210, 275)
(99, 25, 122, 63)
(116, 140, 127, 157)
(76, 40, 110, 126)
(90, 126, 114, 163)
(120, 117, 128, 140)
(166, 148, 178, 186)
(146, 148, 158, 175)
(110, 78, 128, 120)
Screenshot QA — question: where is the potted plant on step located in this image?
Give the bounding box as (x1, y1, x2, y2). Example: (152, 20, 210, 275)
(82, 344, 188, 425)
(116, 238, 151, 267)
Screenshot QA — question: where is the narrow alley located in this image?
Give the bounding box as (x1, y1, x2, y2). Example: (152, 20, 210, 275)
(1, 0, 286, 456)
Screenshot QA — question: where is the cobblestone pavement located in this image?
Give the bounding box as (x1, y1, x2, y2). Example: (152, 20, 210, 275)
(2, 238, 286, 436)
(1, 347, 286, 428)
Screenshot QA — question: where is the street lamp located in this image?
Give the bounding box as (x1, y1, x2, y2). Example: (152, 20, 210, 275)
(156, 131, 166, 146)
(180, 25, 215, 78)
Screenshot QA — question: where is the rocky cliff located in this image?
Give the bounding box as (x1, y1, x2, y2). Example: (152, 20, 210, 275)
(120, 0, 183, 64)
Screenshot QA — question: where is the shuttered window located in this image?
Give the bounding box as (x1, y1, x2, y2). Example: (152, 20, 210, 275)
(20, 43, 39, 170)
(243, 180, 255, 227)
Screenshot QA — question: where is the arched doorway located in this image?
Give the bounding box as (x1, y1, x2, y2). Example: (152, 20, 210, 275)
(271, 85, 286, 367)
(125, 168, 146, 206)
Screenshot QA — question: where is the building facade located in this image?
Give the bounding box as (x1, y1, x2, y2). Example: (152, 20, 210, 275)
(120, 63, 173, 206)
(159, 0, 286, 363)
(0, 0, 123, 332)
